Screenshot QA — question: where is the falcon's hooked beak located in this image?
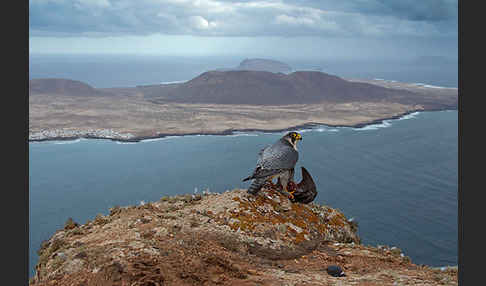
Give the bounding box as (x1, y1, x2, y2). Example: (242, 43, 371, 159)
(288, 132, 302, 144)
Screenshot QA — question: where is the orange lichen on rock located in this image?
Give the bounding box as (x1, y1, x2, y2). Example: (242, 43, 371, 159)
(220, 188, 359, 246)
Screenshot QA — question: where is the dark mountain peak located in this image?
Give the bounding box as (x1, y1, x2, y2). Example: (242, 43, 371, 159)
(152, 70, 420, 105)
(185, 70, 289, 89)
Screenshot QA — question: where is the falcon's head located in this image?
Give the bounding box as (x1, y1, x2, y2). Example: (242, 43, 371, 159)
(283, 132, 302, 149)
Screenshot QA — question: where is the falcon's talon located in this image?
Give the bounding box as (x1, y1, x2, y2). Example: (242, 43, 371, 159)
(287, 189, 296, 200)
(287, 181, 297, 192)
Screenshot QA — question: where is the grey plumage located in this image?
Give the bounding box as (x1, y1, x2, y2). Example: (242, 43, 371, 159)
(243, 132, 301, 195)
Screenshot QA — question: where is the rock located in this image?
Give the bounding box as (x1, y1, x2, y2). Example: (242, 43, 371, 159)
(390, 247, 402, 256)
(29, 189, 457, 286)
(326, 265, 346, 277)
(63, 218, 78, 230)
(55, 252, 66, 260)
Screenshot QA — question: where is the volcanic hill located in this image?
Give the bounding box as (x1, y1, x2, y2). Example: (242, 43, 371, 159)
(139, 70, 457, 109)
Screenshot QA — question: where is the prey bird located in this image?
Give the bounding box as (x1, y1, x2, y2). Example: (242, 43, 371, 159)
(285, 166, 317, 204)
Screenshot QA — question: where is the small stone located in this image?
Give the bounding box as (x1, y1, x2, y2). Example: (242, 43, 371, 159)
(247, 269, 260, 275)
(286, 222, 303, 233)
(64, 218, 79, 230)
(183, 194, 193, 202)
(390, 247, 402, 256)
(326, 265, 346, 277)
(277, 224, 287, 233)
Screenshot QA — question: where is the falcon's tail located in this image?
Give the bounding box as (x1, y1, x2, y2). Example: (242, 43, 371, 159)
(247, 178, 265, 195)
(242, 175, 253, 182)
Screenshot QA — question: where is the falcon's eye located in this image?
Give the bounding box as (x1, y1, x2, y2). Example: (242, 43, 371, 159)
(291, 132, 300, 139)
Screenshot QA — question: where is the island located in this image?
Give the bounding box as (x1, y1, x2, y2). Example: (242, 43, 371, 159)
(236, 58, 293, 73)
(216, 58, 293, 73)
(29, 70, 458, 142)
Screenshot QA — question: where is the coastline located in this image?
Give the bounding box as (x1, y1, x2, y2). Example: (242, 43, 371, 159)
(29, 107, 456, 144)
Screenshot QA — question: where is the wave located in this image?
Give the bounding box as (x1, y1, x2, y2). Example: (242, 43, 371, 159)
(373, 78, 397, 83)
(288, 111, 422, 134)
(397, 111, 420, 121)
(115, 141, 138, 145)
(352, 111, 422, 131)
(226, 133, 259, 137)
(353, 120, 392, 131)
(160, 80, 187, 85)
(288, 125, 342, 134)
(140, 138, 166, 143)
(412, 82, 454, 89)
(53, 139, 83, 145)
(313, 127, 339, 133)
(140, 136, 178, 143)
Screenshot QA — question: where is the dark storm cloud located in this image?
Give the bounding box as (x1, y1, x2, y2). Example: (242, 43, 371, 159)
(29, 0, 457, 38)
(291, 0, 457, 22)
(367, 0, 457, 22)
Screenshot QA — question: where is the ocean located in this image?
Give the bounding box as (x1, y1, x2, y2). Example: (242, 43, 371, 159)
(29, 110, 458, 277)
(28, 54, 458, 277)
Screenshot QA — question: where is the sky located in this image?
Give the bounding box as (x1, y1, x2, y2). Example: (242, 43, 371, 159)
(29, 0, 458, 61)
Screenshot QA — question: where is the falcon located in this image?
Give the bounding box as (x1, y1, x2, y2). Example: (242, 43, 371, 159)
(243, 132, 302, 198)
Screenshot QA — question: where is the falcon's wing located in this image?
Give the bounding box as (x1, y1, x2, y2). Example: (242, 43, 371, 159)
(246, 167, 283, 180)
(259, 141, 298, 170)
(256, 144, 271, 166)
(243, 140, 298, 182)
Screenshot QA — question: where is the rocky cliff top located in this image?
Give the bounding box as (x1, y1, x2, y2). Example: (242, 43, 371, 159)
(30, 188, 457, 286)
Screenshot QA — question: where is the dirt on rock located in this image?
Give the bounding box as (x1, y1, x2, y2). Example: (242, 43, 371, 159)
(30, 188, 457, 286)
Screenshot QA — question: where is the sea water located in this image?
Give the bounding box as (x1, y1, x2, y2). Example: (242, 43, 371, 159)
(29, 110, 458, 277)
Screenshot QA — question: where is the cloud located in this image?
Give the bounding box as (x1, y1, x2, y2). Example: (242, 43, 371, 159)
(188, 16, 218, 30)
(75, 0, 111, 8)
(29, 0, 457, 38)
(275, 14, 315, 26)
